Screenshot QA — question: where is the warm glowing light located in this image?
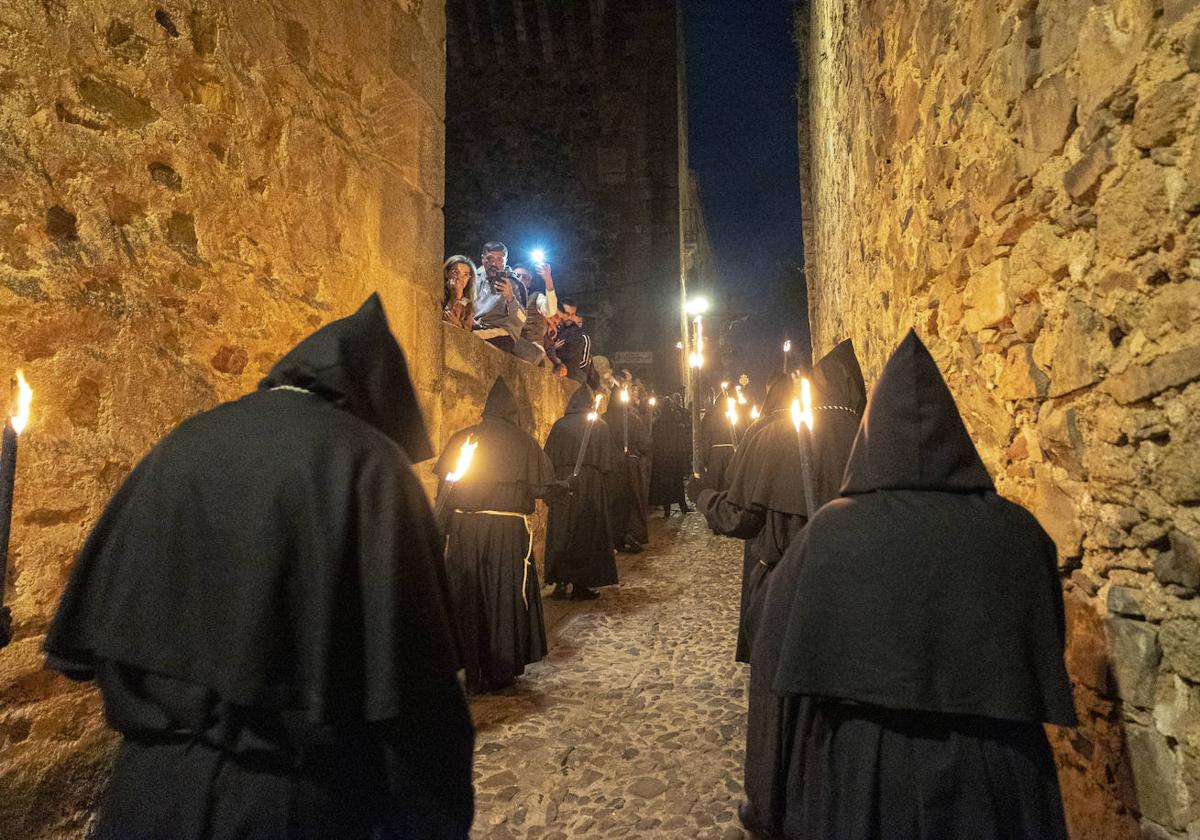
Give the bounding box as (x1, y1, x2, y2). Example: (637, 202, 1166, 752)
(720, 381, 729, 391)
(620, 388, 630, 404)
(783, 340, 792, 353)
(648, 397, 657, 407)
(11, 370, 31, 435)
(791, 379, 814, 433)
(445, 435, 478, 482)
(530, 248, 546, 264)
(676, 341, 684, 350)
(689, 352, 704, 368)
(684, 297, 709, 315)
(735, 385, 747, 405)
(751, 405, 760, 421)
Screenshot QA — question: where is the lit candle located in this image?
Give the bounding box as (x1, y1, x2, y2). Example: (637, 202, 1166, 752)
(648, 396, 657, 438)
(572, 393, 604, 477)
(620, 387, 630, 454)
(434, 434, 478, 521)
(726, 396, 740, 447)
(790, 378, 817, 515)
(1, 371, 32, 605)
(783, 340, 792, 374)
(751, 404, 760, 422)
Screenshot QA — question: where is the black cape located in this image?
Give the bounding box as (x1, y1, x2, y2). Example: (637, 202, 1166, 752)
(434, 378, 555, 693)
(701, 352, 865, 664)
(604, 402, 651, 546)
(649, 403, 690, 507)
(699, 398, 740, 492)
(543, 387, 618, 588)
(751, 330, 1075, 839)
(45, 295, 474, 840)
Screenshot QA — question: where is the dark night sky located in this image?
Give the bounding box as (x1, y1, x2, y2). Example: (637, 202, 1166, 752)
(684, 0, 809, 389)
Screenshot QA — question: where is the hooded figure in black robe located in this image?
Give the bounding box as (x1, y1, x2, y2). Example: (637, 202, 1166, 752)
(699, 392, 741, 493)
(649, 396, 691, 515)
(604, 394, 651, 551)
(747, 330, 1076, 839)
(543, 387, 619, 599)
(433, 377, 556, 694)
(44, 295, 474, 840)
(699, 342, 866, 665)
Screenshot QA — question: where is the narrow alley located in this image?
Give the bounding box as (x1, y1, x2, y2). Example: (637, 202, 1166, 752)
(469, 516, 750, 840)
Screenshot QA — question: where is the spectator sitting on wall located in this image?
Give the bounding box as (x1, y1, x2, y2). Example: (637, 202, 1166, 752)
(550, 298, 600, 389)
(472, 241, 527, 354)
(514, 261, 558, 363)
(442, 255, 476, 330)
(542, 311, 567, 377)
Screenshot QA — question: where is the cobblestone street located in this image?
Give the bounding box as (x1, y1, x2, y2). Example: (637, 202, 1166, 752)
(468, 514, 750, 839)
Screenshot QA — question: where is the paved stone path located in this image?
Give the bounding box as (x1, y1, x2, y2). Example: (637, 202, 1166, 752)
(468, 513, 750, 839)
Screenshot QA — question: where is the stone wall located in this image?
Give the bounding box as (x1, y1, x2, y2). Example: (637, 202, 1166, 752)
(444, 0, 684, 390)
(0, 2, 571, 836)
(797, 0, 1200, 836)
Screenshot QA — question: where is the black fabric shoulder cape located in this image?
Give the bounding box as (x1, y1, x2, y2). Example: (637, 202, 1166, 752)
(771, 330, 1077, 726)
(434, 378, 554, 512)
(723, 343, 867, 517)
(46, 295, 462, 725)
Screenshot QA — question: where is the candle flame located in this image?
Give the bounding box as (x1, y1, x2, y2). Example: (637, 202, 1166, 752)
(783, 340, 791, 353)
(445, 435, 478, 483)
(648, 396, 657, 407)
(620, 388, 629, 404)
(11, 370, 31, 434)
(587, 410, 599, 422)
(720, 381, 729, 391)
(751, 404, 760, 421)
(735, 385, 747, 405)
(594, 393, 603, 409)
(791, 378, 814, 433)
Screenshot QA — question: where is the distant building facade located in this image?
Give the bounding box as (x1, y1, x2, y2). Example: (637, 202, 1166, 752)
(445, 0, 713, 391)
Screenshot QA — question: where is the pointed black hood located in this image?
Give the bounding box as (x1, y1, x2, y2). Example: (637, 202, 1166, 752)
(812, 339, 867, 415)
(260, 294, 432, 462)
(483, 377, 519, 425)
(564, 385, 596, 416)
(760, 373, 794, 415)
(840, 330, 992, 496)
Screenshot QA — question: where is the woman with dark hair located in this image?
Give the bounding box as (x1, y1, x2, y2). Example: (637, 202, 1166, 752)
(442, 255, 476, 329)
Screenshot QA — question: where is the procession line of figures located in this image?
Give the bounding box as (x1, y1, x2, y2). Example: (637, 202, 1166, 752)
(42, 294, 1076, 839)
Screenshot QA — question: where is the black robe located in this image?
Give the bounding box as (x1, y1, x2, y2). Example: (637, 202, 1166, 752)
(699, 399, 740, 492)
(754, 330, 1076, 839)
(434, 378, 555, 694)
(648, 404, 690, 507)
(543, 387, 619, 589)
(604, 402, 651, 546)
(716, 347, 865, 838)
(44, 295, 474, 840)
(700, 355, 865, 665)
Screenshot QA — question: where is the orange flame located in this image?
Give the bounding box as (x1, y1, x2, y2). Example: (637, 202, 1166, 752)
(11, 370, 31, 435)
(445, 435, 478, 482)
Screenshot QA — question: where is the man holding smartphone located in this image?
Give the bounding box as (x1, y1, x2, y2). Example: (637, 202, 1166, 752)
(472, 241, 527, 353)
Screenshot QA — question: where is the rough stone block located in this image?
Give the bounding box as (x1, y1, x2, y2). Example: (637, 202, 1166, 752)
(1076, 3, 1155, 122)
(1132, 78, 1197, 150)
(999, 343, 1049, 399)
(1160, 617, 1200, 682)
(1107, 585, 1145, 618)
(1018, 73, 1076, 157)
(1064, 140, 1115, 204)
(1096, 158, 1170, 260)
(1107, 617, 1161, 708)
(1105, 346, 1200, 404)
(963, 259, 1013, 331)
(1034, 466, 1083, 558)
(1126, 724, 1187, 830)
(1156, 531, 1200, 589)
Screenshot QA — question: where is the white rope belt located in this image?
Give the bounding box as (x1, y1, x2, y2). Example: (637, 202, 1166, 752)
(711, 443, 735, 448)
(453, 510, 535, 609)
